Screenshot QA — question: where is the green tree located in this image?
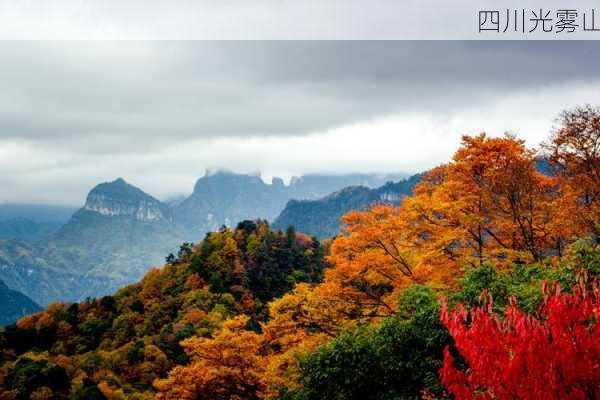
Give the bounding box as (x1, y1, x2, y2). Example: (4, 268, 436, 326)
(293, 285, 450, 400)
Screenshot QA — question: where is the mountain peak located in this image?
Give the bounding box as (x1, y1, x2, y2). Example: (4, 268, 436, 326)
(83, 179, 168, 221)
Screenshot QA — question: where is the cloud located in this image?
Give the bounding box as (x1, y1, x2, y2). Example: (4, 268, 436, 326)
(0, 41, 599, 204)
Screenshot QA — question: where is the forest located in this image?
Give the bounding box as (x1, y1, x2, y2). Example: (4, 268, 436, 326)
(1, 105, 600, 399)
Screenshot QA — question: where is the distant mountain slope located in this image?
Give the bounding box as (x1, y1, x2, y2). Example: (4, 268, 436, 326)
(0, 217, 62, 241)
(0, 279, 41, 326)
(286, 173, 409, 199)
(273, 174, 422, 238)
(273, 186, 375, 239)
(0, 203, 77, 223)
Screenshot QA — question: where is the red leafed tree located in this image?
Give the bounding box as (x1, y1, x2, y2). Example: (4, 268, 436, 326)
(440, 280, 600, 400)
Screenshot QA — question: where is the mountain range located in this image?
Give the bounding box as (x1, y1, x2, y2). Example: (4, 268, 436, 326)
(173, 171, 410, 239)
(0, 171, 414, 306)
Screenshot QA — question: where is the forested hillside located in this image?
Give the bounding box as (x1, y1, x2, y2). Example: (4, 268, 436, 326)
(0, 221, 325, 399)
(2, 106, 600, 400)
(0, 204, 76, 243)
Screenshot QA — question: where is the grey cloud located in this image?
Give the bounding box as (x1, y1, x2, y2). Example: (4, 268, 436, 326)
(1, 41, 600, 204)
(1, 41, 599, 155)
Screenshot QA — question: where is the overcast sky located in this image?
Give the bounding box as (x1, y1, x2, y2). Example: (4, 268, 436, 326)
(1, 41, 600, 205)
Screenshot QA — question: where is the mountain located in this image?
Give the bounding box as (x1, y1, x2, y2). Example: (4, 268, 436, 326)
(0, 217, 62, 241)
(273, 174, 422, 238)
(80, 178, 173, 222)
(0, 178, 185, 305)
(173, 170, 408, 240)
(0, 279, 41, 326)
(536, 157, 553, 176)
(0, 238, 109, 307)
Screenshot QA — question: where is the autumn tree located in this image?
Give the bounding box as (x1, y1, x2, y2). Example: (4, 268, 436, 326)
(325, 204, 415, 320)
